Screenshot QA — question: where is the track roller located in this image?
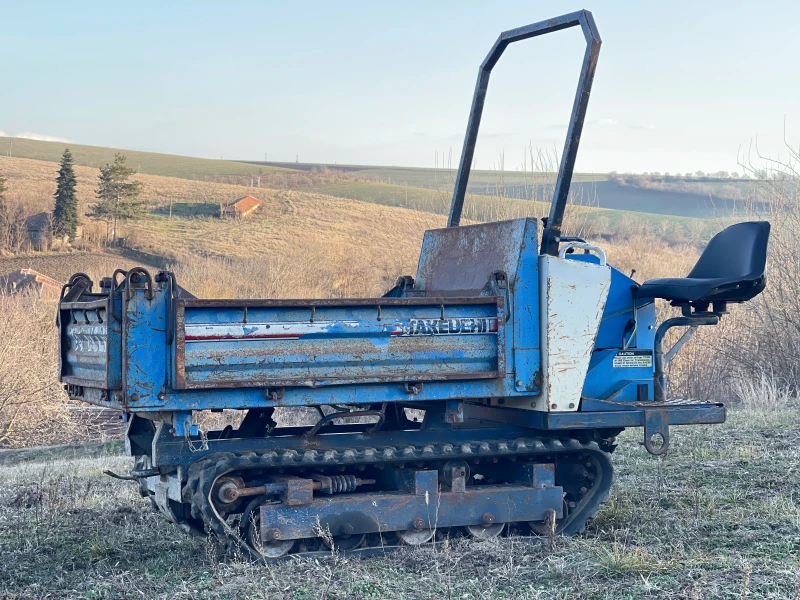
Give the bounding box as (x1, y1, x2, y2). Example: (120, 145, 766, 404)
(397, 529, 435, 545)
(321, 533, 366, 551)
(465, 523, 505, 539)
(245, 516, 296, 558)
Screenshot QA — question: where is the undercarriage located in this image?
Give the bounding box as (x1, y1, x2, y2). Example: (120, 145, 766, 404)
(136, 416, 616, 558)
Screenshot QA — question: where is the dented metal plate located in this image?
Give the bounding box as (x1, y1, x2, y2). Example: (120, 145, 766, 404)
(174, 297, 505, 389)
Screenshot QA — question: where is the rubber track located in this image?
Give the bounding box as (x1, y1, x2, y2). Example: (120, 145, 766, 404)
(184, 436, 614, 561)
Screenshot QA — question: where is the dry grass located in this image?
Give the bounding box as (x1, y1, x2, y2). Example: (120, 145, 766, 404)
(0, 293, 72, 448)
(0, 408, 797, 599)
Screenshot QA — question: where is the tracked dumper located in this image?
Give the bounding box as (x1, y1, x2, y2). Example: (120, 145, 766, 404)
(58, 10, 770, 558)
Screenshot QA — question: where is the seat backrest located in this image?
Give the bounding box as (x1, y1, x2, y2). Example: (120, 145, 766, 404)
(687, 221, 770, 281)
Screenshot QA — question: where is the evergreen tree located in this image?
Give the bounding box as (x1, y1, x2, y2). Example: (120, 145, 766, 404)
(53, 148, 79, 241)
(88, 153, 145, 242)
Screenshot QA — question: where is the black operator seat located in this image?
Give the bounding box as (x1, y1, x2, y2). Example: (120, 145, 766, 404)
(637, 221, 771, 308)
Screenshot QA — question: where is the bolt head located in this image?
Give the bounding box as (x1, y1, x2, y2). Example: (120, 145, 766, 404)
(413, 517, 425, 530)
(516, 380, 524, 387)
(266, 528, 281, 541)
(342, 522, 354, 535)
(482, 512, 495, 525)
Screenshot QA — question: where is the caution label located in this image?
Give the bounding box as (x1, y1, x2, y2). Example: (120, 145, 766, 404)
(612, 350, 653, 368)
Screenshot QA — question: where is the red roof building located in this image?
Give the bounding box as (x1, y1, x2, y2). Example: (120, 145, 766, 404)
(221, 195, 261, 219)
(0, 269, 63, 299)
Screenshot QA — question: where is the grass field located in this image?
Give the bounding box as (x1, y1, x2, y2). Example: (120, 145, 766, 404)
(0, 136, 754, 222)
(300, 180, 552, 222)
(253, 161, 757, 219)
(299, 177, 752, 220)
(301, 180, 726, 243)
(0, 136, 289, 179)
(1, 409, 797, 599)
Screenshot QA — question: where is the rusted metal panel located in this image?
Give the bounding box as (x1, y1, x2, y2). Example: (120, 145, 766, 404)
(173, 297, 505, 390)
(536, 248, 610, 412)
(259, 469, 563, 541)
(181, 296, 502, 308)
(415, 219, 530, 296)
(123, 285, 169, 408)
(59, 296, 122, 391)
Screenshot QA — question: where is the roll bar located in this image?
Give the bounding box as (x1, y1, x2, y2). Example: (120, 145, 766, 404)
(446, 10, 602, 257)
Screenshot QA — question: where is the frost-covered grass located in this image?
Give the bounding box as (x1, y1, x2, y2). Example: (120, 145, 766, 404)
(1, 409, 798, 599)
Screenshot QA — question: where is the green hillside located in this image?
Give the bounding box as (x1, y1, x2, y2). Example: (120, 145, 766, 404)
(303, 180, 725, 242)
(0, 136, 289, 179)
(249, 160, 607, 189)
(302, 180, 555, 221)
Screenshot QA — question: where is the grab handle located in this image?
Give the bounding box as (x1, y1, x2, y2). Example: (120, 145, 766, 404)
(558, 241, 606, 266)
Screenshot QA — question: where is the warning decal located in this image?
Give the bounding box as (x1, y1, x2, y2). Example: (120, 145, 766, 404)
(612, 350, 653, 368)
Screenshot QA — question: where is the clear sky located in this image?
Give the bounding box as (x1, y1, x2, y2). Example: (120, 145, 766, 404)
(1, 1, 797, 174)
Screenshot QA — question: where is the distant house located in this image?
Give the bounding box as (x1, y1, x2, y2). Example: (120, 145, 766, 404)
(24, 212, 83, 249)
(221, 195, 261, 220)
(0, 269, 63, 299)
(24, 212, 53, 249)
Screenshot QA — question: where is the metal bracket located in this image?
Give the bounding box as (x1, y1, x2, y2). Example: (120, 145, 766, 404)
(643, 409, 670, 455)
(304, 409, 385, 437)
(172, 411, 197, 437)
(125, 267, 154, 301)
(265, 387, 285, 402)
(404, 382, 423, 395)
(654, 315, 718, 401)
(442, 400, 465, 424)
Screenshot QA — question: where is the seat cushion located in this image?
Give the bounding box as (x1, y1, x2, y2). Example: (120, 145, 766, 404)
(637, 221, 770, 305)
(637, 277, 735, 303)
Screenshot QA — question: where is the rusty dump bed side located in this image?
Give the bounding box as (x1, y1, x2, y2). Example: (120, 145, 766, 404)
(173, 296, 505, 389)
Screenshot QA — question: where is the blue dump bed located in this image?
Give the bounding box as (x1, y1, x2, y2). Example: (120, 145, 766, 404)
(58, 283, 507, 411)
